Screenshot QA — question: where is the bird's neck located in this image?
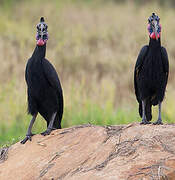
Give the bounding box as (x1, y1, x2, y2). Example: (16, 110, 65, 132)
(149, 38, 161, 52)
(32, 44, 46, 60)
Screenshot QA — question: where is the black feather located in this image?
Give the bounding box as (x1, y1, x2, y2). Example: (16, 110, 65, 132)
(134, 38, 169, 121)
(25, 44, 63, 129)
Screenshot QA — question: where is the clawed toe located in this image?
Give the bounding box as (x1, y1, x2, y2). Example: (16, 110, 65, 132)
(41, 129, 52, 136)
(140, 120, 151, 125)
(140, 122, 151, 125)
(20, 134, 35, 144)
(153, 120, 163, 125)
(21, 137, 28, 144)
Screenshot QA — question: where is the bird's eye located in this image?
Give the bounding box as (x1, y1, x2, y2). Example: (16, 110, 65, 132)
(43, 34, 48, 40)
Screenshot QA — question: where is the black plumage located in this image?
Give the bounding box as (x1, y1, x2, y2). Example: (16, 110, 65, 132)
(134, 13, 169, 124)
(21, 17, 63, 144)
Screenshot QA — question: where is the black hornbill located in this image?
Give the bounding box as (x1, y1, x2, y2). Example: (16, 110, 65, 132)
(21, 17, 64, 144)
(134, 13, 169, 125)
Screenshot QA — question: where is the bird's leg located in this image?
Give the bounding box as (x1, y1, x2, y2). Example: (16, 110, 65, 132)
(21, 113, 38, 144)
(140, 100, 151, 125)
(153, 102, 163, 125)
(41, 112, 57, 136)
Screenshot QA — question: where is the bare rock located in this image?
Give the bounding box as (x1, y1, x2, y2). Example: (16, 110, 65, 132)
(1, 123, 175, 179)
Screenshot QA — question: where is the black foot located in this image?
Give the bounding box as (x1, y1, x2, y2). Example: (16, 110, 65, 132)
(41, 128, 53, 136)
(140, 119, 151, 125)
(153, 119, 163, 125)
(20, 133, 35, 144)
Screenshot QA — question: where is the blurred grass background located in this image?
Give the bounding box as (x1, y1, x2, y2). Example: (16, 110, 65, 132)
(0, 0, 175, 147)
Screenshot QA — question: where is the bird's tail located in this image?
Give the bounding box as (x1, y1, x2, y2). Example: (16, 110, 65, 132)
(139, 99, 152, 121)
(139, 102, 142, 118)
(53, 113, 62, 129)
(53, 92, 64, 129)
(145, 98, 152, 121)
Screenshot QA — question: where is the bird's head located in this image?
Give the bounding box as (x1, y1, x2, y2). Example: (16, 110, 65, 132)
(147, 13, 161, 41)
(36, 17, 48, 46)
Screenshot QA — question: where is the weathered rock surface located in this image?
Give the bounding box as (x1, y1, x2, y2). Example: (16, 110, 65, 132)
(1, 123, 175, 180)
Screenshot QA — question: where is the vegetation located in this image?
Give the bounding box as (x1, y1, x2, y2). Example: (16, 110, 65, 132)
(0, 0, 175, 147)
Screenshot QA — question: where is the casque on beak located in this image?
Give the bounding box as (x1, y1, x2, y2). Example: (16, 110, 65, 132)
(153, 20, 158, 41)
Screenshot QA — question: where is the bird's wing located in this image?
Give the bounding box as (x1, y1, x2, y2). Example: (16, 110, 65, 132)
(161, 47, 169, 81)
(25, 58, 31, 84)
(134, 45, 148, 103)
(42, 59, 63, 94)
(42, 59, 64, 120)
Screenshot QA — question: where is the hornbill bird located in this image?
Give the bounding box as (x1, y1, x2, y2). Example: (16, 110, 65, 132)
(21, 17, 64, 144)
(134, 13, 169, 125)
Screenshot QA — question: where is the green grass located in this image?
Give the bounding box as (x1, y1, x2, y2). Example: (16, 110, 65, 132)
(0, 115, 46, 147)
